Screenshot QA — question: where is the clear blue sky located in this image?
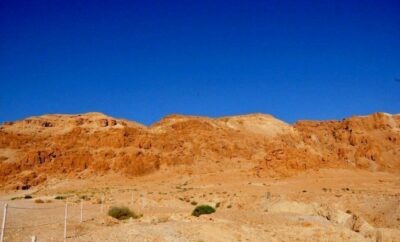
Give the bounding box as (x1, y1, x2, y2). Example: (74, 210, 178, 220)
(1, 0, 399, 125)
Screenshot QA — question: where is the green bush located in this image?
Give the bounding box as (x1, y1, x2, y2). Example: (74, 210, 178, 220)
(192, 205, 216, 217)
(108, 206, 138, 220)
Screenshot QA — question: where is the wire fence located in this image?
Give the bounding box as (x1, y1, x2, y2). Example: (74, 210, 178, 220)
(0, 196, 113, 242)
(0, 190, 167, 241)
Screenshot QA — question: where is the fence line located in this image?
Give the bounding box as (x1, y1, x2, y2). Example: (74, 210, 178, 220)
(4, 221, 63, 230)
(0, 197, 111, 242)
(7, 205, 64, 210)
(0, 192, 144, 242)
(0, 204, 6, 242)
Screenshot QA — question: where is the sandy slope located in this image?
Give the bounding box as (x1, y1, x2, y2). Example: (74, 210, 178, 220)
(0, 168, 399, 241)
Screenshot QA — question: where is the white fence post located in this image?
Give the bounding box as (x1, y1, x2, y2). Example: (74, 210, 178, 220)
(80, 200, 83, 223)
(0, 203, 7, 242)
(31, 235, 36, 242)
(64, 202, 68, 242)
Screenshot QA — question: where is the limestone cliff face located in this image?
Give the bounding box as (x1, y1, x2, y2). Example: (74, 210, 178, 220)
(0, 112, 399, 189)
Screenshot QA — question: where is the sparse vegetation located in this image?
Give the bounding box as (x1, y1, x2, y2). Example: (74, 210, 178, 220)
(24, 195, 33, 199)
(108, 206, 138, 220)
(216, 202, 221, 208)
(227, 204, 232, 208)
(34, 199, 44, 203)
(191, 201, 198, 206)
(54, 195, 65, 200)
(192, 205, 216, 217)
(79, 195, 90, 201)
(156, 215, 169, 223)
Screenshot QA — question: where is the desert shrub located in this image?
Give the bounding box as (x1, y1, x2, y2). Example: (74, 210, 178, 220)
(79, 195, 91, 201)
(34, 199, 44, 203)
(191, 201, 198, 206)
(54, 195, 65, 200)
(108, 206, 138, 220)
(24, 195, 32, 199)
(216, 202, 221, 208)
(192, 205, 216, 217)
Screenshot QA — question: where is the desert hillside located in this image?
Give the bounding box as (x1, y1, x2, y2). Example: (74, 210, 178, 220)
(1, 112, 400, 242)
(0, 112, 399, 189)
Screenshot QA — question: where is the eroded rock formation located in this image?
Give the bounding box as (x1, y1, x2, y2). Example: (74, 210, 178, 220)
(0, 112, 399, 188)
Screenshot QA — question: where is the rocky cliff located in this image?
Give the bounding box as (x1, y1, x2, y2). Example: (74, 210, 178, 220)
(0, 112, 399, 189)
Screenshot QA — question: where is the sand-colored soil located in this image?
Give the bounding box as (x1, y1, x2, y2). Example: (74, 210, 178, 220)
(1, 168, 399, 241)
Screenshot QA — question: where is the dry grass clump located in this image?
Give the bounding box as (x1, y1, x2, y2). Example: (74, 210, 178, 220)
(108, 206, 139, 220)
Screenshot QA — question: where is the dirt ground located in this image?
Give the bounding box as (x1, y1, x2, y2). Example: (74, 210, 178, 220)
(1, 167, 399, 242)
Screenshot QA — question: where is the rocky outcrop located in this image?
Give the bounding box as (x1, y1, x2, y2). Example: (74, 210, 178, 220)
(0, 112, 399, 188)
